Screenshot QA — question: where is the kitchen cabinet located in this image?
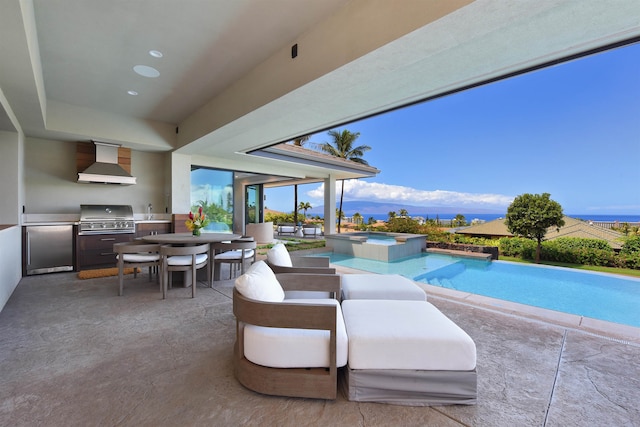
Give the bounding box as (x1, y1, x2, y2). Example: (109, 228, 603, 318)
(136, 222, 171, 238)
(76, 233, 133, 270)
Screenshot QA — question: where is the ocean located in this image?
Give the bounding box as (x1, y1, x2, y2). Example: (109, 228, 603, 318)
(338, 213, 640, 223)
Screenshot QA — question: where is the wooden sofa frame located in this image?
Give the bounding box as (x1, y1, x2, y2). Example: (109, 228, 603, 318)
(233, 273, 341, 399)
(266, 255, 336, 275)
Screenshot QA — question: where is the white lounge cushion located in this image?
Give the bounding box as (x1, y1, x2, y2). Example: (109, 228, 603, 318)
(342, 300, 476, 371)
(341, 274, 427, 301)
(266, 243, 292, 267)
(118, 253, 160, 263)
(166, 254, 208, 266)
(234, 260, 284, 302)
(243, 298, 348, 368)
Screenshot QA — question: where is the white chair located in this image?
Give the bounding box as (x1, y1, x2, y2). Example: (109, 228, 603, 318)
(160, 243, 210, 299)
(213, 239, 257, 279)
(113, 241, 161, 296)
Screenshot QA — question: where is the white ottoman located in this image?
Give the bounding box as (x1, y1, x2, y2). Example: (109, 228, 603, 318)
(341, 274, 427, 301)
(341, 299, 477, 405)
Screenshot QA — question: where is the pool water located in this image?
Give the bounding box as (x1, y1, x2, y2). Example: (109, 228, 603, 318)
(365, 236, 397, 246)
(322, 252, 640, 328)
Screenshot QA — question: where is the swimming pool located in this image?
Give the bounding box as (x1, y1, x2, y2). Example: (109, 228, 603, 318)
(323, 252, 640, 328)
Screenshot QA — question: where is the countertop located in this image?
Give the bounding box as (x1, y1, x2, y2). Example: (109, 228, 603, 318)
(21, 214, 172, 226)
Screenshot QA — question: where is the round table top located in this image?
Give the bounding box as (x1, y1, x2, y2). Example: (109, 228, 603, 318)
(141, 232, 241, 244)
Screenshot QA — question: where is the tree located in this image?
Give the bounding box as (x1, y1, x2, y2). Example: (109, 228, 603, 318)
(398, 209, 409, 218)
(321, 129, 371, 233)
(352, 212, 363, 225)
(505, 193, 565, 263)
(452, 214, 467, 227)
(291, 135, 311, 225)
(388, 211, 397, 221)
(298, 201, 311, 220)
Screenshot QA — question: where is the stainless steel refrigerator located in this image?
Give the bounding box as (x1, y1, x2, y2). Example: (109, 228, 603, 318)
(25, 225, 74, 275)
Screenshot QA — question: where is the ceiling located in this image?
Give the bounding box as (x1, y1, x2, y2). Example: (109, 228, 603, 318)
(1, 0, 639, 183)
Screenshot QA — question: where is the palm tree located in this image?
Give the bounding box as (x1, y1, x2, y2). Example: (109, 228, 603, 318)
(291, 135, 311, 225)
(321, 129, 371, 233)
(298, 201, 311, 220)
(352, 212, 363, 226)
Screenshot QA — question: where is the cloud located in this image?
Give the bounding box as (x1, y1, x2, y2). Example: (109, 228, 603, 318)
(307, 180, 514, 209)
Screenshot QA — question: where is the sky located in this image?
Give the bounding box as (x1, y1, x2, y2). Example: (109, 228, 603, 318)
(265, 42, 640, 216)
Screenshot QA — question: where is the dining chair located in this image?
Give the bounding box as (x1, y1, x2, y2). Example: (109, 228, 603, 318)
(113, 241, 162, 296)
(160, 243, 210, 299)
(213, 239, 257, 279)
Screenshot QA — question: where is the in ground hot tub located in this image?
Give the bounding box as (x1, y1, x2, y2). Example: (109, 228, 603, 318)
(325, 232, 426, 261)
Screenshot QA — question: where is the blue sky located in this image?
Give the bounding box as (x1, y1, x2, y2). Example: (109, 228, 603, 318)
(265, 42, 640, 215)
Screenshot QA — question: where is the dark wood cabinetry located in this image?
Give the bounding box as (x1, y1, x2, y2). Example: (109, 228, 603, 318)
(76, 233, 133, 270)
(135, 222, 171, 238)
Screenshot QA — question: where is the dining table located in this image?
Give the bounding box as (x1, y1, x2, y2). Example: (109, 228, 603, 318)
(141, 232, 242, 284)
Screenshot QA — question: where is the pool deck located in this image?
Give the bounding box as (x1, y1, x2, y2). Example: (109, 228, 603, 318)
(426, 247, 493, 261)
(1, 262, 639, 426)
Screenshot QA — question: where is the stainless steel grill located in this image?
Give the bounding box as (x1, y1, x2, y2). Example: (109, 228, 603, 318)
(79, 204, 135, 235)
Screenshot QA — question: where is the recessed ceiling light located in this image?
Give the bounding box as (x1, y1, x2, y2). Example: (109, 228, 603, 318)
(127, 90, 138, 96)
(133, 65, 160, 78)
(149, 50, 163, 58)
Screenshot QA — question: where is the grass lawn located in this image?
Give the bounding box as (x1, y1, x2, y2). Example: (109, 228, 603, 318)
(257, 238, 327, 255)
(500, 256, 640, 278)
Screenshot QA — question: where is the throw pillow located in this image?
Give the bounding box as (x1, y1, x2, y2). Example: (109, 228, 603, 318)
(266, 243, 293, 267)
(235, 260, 285, 302)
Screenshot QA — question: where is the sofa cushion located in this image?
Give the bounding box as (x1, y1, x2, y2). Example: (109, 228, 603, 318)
(341, 300, 476, 371)
(341, 274, 427, 301)
(266, 243, 292, 267)
(243, 298, 348, 368)
(234, 261, 284, 302)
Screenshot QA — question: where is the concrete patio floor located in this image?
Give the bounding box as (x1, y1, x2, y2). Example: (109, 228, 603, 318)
(1, 263, 639, 426)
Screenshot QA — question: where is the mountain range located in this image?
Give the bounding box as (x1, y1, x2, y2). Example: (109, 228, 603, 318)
(307, 201, 505, 216)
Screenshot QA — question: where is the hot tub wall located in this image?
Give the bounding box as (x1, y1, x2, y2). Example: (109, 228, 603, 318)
(325, 233, 426, 261)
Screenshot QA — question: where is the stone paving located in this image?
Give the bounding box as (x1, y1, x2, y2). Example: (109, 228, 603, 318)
(0, 266, 639, 426)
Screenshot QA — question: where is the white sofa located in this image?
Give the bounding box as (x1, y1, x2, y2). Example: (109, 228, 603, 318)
(276, 224, 296, 235)
(302, 225, 320, 237)
(233, 262, 477, 404)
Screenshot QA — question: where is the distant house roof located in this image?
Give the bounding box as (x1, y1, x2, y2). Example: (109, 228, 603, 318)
(456, 216, 625, 249)
(455, 218, 513, 238)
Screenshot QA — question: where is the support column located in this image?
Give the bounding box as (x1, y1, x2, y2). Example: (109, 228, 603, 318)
(170, 152, 191, 214)
(323, 176, 336, 236)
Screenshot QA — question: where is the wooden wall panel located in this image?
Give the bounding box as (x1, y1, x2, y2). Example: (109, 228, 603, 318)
(76, 142, 132, 173)
(172, 214, 190, 233)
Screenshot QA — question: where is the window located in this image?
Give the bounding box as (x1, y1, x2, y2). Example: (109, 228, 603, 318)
(190, 167, 233, 233)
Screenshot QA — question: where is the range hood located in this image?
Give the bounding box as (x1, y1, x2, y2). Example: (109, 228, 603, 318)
(77, 142, 136, 185)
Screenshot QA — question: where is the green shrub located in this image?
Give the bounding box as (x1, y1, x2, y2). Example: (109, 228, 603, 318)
(383, 217, 421, 233)
(540, 238, 614, 265)
(499, 237, 536, 259)
(615, 252, 640, 269)
(621, 236, 640, 255)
